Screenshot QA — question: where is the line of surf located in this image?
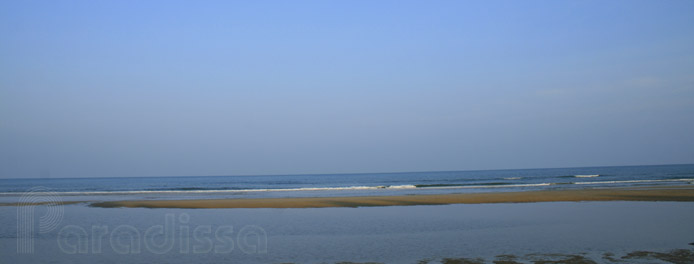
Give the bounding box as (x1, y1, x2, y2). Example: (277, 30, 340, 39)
(1, 179, 693, 196)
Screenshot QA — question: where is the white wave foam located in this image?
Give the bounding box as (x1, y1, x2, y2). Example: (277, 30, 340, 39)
(422, 183, 554, 189)
(416, 178, 694, 190)
(573, 178, 694, 185)
(574, 174, 600, 178)
(0, 185, 412, 196)
(503, 177, 522, 180)
(2, 178, 692, 196)
(387, 185, 417, 189)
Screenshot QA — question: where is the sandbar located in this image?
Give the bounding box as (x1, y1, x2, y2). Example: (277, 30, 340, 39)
(89, 186, 694, 209)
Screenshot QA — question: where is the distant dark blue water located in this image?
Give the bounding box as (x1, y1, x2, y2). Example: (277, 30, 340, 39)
(1, 164, 693, 199)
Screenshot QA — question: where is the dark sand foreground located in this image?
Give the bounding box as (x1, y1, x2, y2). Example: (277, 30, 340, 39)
(90, 186, 694, 209)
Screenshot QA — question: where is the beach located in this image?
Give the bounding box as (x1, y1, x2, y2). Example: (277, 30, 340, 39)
(3, 199, 694, 263)
(4, 0, 694, 262)
(88, 185, 694, 209)
(3, 168, 694, 263)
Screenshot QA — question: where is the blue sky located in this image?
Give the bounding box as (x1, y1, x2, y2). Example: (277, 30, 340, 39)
(1, 0, 693, 178)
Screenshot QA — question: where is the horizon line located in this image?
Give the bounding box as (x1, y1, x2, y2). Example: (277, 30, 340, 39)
(1, 162, 692, 180)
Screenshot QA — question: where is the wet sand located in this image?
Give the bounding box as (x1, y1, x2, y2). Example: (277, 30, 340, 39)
(3, 197, 694, 263)
(90, 186, 694, 209)
(431, 248, 694, 264)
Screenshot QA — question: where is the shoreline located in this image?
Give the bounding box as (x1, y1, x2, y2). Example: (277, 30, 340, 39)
(89, 186, 694, 209)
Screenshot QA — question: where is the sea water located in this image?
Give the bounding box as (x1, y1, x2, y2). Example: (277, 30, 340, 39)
(1, 164, 693, 203)
(1, 202, 694, 263)
(2, 164, 694, 263)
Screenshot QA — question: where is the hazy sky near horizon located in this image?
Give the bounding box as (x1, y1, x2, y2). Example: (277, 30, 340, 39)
(1, 0, 693, 178)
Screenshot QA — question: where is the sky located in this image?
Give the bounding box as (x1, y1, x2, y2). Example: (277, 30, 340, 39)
(1, 0, 693, 178)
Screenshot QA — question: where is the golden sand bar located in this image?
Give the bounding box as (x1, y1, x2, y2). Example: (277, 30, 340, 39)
(89, 186, 694, 209)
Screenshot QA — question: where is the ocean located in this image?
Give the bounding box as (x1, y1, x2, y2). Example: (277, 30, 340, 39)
(2, 164, 694, 263)
(1, 164, 693, 202)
